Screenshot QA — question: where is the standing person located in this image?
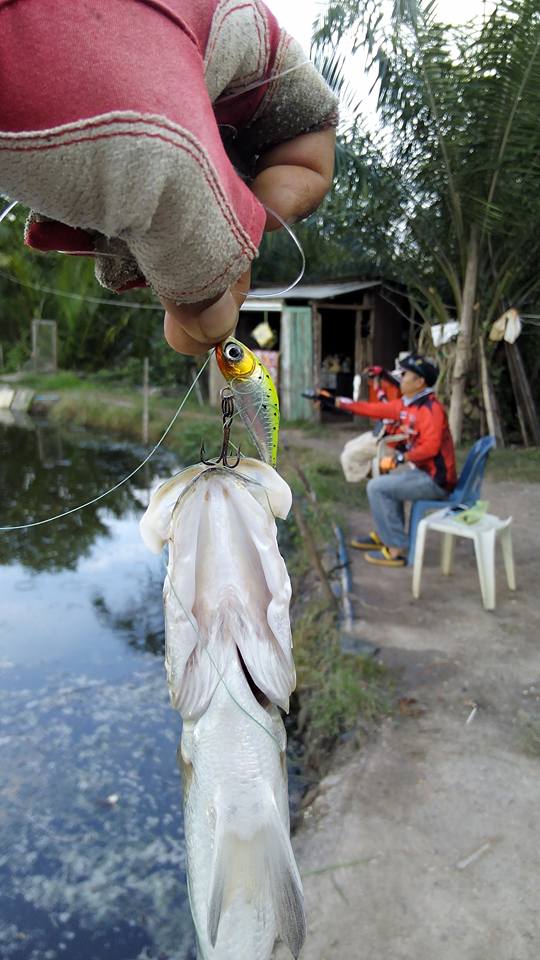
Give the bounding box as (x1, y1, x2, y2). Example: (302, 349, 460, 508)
(0, 0, 337, 355)
(314, 354, 457, 567)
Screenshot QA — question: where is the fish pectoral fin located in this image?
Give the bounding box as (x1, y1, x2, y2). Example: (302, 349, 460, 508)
(207, 824, 241, 948)
(207, 805, 306, 957)
(207, 855, 225, 948)
(207, 829, 262, 948)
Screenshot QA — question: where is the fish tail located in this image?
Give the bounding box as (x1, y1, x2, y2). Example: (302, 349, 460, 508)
(208, 799, 306, 957)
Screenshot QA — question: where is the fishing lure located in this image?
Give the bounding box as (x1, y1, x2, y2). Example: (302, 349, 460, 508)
(216, 337, 280, 467)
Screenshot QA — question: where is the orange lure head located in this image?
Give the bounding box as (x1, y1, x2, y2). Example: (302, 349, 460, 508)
(215, 338, 257, 380)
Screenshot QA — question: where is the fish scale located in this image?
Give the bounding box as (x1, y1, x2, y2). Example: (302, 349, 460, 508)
(181, 648, 298, 960)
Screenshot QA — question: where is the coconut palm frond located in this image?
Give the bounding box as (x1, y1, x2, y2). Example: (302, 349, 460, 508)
(311, 48, 364, 119)
(472, 0, 540, 236)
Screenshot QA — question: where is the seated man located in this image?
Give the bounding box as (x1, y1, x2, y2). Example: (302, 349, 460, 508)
(319, 354, 457, 567)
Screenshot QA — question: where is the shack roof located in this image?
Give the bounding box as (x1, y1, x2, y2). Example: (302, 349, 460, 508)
(241, 279, 381, 312)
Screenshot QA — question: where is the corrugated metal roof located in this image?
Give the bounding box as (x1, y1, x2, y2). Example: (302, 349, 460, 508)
(247, 280, 380, 303)
(240, 298, 282, 313)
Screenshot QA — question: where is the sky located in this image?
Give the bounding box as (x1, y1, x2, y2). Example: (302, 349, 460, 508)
(265, 0, 492, 51)
(264, 0, 494, 128)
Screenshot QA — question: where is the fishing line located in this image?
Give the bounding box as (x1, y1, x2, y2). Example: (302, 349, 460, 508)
(0, 356, 211, 532)
(0, 211, 305, 305)
(165, 516, 283, 750)
(0, 264, 163, 310)
(0, 199, 17, 223)
(162, 463, 286, 742)
(244, 204, 306, 299)
(2, 200, 306, 306)
(215, 60, 311, 102)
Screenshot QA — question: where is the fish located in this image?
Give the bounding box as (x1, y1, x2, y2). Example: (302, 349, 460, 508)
(140, 459, 305, 960)
(215, 338, 280, 467)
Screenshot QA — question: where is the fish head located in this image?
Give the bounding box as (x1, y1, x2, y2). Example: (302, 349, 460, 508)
(216, 337, 258, 382)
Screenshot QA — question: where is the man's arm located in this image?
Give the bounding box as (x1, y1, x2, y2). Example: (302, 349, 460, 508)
(336, 397, 403, 419)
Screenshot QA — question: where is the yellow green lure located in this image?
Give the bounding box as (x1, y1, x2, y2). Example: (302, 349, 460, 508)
(215, 337, 280, 467)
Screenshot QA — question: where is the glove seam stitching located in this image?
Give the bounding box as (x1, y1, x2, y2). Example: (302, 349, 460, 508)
(0, 116, 260, 256)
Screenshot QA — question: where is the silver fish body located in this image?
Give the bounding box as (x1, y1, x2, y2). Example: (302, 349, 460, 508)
(182, 650, 304, 960)
(140, 460, 305, 959)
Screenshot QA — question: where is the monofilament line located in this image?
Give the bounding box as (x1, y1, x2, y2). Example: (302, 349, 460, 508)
(247, 204, 306, 299)
(2, 199, 305, 302)
(215, 60, 311, 102)
(0, 199, 18, 223)
(0, 355, 211, 532)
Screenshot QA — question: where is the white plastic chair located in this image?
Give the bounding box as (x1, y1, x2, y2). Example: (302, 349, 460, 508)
(412, 508, 516, 611)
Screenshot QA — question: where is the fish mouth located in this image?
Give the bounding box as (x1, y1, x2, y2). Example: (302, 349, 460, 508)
(237, 648, 270, 707)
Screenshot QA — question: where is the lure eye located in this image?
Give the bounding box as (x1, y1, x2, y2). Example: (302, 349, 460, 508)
(224, 342, 243, 362)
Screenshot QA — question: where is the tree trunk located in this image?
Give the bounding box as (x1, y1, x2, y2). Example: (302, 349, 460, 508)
(449, 228, 479, 444)
(505, 341, 540, 446)
(479, 339, 504, 446)
(506, 342, 530, 446)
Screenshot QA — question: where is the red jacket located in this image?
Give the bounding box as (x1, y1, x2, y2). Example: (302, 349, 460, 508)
(339, 392, 457, 491)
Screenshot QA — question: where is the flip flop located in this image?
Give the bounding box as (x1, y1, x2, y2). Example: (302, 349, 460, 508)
(364, 547, 407, 567)
(350, 531, 383, 551)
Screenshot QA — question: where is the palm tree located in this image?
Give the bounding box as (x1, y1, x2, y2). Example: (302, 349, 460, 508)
(314, 0, 540, 442)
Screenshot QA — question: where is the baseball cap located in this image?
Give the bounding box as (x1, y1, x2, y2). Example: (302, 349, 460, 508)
(399, 353, 439, 387)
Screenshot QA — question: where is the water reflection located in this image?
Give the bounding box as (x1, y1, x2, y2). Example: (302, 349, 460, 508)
(0, 420, 166, 574)
(93, 568, 166, 657)
(0, 421, 195, 959)
(0, 420, 304, 960)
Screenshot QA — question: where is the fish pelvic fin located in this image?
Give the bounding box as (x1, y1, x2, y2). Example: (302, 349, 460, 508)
(207, 800, 306, 957)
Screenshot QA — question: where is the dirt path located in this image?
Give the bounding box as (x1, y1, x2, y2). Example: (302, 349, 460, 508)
(277, 479, 540, 960)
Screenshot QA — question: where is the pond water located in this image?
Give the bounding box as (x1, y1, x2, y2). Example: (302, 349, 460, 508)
(0, 418, 303, 960)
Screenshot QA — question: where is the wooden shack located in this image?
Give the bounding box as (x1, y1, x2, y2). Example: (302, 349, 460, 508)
(209, 280, 411, 420)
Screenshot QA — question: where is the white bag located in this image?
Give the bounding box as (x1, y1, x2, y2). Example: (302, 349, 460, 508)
(340, 432, 379, 482)
(340, 431, 410, 482)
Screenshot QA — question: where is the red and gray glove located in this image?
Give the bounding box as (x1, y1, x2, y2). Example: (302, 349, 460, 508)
(0, 0, 337, 305)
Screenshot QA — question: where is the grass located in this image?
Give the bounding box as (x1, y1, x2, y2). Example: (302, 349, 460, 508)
(280, 444, 368, 522)
(50, 389, 226, 463)
(484, 448, 540, 483)
(42, 375, 265, 466)
(291, 602, 392, 769)
(5, 370, 89, 391)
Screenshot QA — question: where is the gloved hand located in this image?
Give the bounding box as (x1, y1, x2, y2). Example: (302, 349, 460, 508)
(302, 389, 336, 411)
(379, 456, 398, 474)
(1, 0, 338, 359)
(379, 452, 406, 473)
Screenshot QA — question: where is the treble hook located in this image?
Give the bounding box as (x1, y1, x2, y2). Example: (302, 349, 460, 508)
(201, 388, 241, 468)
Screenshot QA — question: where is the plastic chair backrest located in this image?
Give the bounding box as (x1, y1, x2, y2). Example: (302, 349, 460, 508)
(454, 436, 496, 503)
